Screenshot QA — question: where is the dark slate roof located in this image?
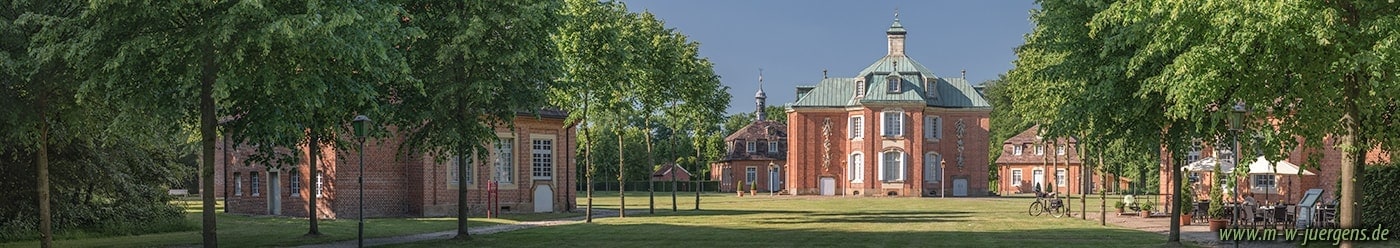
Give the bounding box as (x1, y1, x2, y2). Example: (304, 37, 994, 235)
(651, 163, 693, 177)
(995, 125, 1081, 165)
(723, 120, 787, 142)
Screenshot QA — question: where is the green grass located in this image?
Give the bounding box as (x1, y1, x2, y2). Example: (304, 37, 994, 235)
(393, 192, 1175, 248)
(0, 198, 580, 248)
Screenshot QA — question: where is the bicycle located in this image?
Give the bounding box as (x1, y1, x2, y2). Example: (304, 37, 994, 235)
(1028, 192, 1065, 217)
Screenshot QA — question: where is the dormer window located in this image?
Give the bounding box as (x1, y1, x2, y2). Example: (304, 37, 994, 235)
(924, 77, 938, 100)
(1013, 145, 1024, 156)
(746, 140, 756, 153)
(886, 76, 901, 93)
(855, 79, 867, 98)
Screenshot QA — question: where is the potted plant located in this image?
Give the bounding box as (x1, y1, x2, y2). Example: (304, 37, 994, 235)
(1139, 203, 1153, 218)
(737, 180, 745, 197)
(1179, 183, 1195, 225)
(1114, 201, 1126, 215)
(749, 180, 758, 195)
(1208, 165, 1228, 231)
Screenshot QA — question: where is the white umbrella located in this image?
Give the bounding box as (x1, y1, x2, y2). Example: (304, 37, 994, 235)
(1182, 157, 1235, 172)
(1247, 156, 1316, 204)
(1248, 156, 1315, 175)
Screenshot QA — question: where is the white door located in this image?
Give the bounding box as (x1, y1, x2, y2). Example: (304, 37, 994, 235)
(533, 185, 554, 213)
(1032, 170, 1045, 192)
(820, 177, 836, 196)
(769, 167, 780, 192)
(953, 179, 968, 197)
(268, 172, 281, 215)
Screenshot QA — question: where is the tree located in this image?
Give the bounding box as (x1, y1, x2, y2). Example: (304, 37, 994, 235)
(555, 0, 631, 222)
(69, 1, 414, 245)
(390, 0, 562, 240)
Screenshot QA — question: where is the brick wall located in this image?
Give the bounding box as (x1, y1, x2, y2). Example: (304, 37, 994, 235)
(214, 116, 577, 218)
(786, 107, 991, 197)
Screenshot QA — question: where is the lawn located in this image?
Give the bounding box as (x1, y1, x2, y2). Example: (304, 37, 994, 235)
(0, 197, 579, 248)
(392, 192, 1174, 248)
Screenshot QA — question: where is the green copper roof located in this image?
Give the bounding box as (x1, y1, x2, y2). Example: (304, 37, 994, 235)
(790, 55, 990, 109)
(887, 19, 906, 34)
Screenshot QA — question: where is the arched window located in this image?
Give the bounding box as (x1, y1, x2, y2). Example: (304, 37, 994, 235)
(878, 150, 905, 182)
(233, 172, 242, 196)
(849, 152, 865, 183)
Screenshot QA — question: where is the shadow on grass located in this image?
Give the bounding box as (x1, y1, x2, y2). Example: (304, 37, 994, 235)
(390, 222, 1172, 248)
(754, 210, 973, 224)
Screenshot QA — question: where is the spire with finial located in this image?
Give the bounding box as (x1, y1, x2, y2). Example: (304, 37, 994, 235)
(755, 68, 767, 122)
(822, 68, 828, 79)
(961, 69, 967, 78)
(886, 8, 907, 56)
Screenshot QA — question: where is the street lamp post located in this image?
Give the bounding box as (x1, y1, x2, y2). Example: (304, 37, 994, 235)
(940, 160, 947, 198)
(769, 162, 775, 196)
(1227, 102, 1245, 248)
(352, 115, 370, 248)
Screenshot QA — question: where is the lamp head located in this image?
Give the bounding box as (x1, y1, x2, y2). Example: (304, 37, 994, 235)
(352, 115, 371, 137)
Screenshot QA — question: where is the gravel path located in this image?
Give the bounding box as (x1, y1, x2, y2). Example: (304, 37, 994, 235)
(1078, 210, 1295, 248)
(298, 210, 634, 248)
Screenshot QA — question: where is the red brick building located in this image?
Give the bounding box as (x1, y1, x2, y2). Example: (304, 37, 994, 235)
(995, 125, 1128, 195)
(1157, 136, 1390, 206)
(215, 111, 577, 218)
(652, 163, 693, 182)
(783, 17, 992, 197)
(711, 84, 787, 193)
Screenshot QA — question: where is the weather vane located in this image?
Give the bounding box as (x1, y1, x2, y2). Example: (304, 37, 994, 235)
(894, 7, 900, 19)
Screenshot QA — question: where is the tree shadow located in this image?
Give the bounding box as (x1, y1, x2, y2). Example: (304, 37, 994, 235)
(758, 211, 972, 224)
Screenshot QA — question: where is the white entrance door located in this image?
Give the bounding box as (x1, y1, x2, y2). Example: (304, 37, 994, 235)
(769, 167, 780, 192)
(953, 179, 968, 197)
(1032, 170, 1045, 192)
(533, 185, 554, 213)
(820, 177, 836, 196)
(267, 172, 281, 215)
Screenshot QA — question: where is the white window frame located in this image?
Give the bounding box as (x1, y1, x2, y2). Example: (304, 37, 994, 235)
(234, 173, 242, 196)
(1014, 145, 1024, 156)
(768, 141, 778, 154)
(494, 138, 515, 184)
(1252, 174, 1276, 192)
(289, 172, 301, 198)
(746, 141, 756, 153)
(532, 138, 553, 180)
(250, 172, 260, 196)
(879, 150, 905, 182)
(886, 76, 900, 93)
(924, 116, 942, 140)
(1056, 169, 1067, 186)
(924, 152, 941, 183)
(1011, 169, 1023, 186)
(315, 172, 324, 197)
(849, 152, 865, 183)
(745, 166, 758, 186)
(849, 116, 864, 139)
(1057, 145, 1066, 155)
(882, 110, 904, 137)
(1035, 145, 1044, 155)
(1032, 169, 1045, 189)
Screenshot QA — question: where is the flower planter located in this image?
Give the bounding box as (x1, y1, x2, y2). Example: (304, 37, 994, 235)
(737, 191, 744, 197)
(750, 190, 757, 195)
(1115, 208, 1124, 215)
(1139, 211, 1150, 218)
(1180, 214, 1193, 226)
(1209, 219, 1228, 232)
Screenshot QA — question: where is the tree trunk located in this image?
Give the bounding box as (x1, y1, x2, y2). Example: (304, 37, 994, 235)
(455, 146, 470, 239)
(695, 127, 703, 210)
(199, 40, 220, 247)
(1167, 133, 1181, 243)
(670, 108, 678, 212)
(645, 114, 654, 214)
(584, 124, 594, 223)
(617, 125, 626, 218)
(37, 96, 52, 248)
(1100, 150, 1107, 226)
(1338, 71, 1364, 248)
(306, 131, 322, 236)
(1078, 142, 1086, 220)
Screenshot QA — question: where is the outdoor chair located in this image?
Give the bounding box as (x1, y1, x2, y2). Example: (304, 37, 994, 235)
(1193, 202, 1209, 224)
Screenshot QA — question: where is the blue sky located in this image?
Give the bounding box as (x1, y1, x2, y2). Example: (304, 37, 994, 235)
(620, 0, 1038, 115)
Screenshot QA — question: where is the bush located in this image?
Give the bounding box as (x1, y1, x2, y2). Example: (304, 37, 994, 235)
(1361, 162, 1400, 238)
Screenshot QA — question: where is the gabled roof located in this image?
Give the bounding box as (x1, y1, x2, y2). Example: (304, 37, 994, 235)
(995, 125, 1081, 165)
(723, 120, 787, 142)
(652, 163, 693, 177)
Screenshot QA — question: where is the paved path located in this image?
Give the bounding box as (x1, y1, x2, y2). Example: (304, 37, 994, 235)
(1076, 210, 1295, 248)
(299, 210, 637, 248)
